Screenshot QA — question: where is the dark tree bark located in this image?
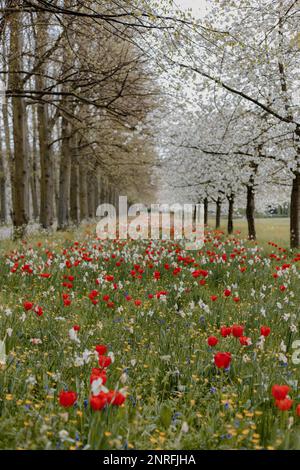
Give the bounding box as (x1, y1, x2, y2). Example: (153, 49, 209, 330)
(94, 168, 99, 213)
(70, 149, 79, 225)
(30, 107, 39, 220)
(79, 160, 88, 221)
(0, 135, 7, 223)
(290, 171, 300, 249)
(246, 163, 258, 241)
(38, 94, 53, 228)
(215, 197, 221, 229)
(227, 193, 234, 235)
(36, 12, 54, 228)
(246, 183, 256, 240)
(87, 169, 96, 219)
(100, 177, 109, 204)
(290, 125, 300, 248)
(57, 114, 71, 230)
(204, 197, 208, 226)
(9, 12, 29, 238)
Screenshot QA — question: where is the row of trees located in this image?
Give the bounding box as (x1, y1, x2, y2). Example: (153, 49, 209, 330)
(1, 1, 300, 249)
(157, 0, 300, 247)
(0, 0, 182, 236)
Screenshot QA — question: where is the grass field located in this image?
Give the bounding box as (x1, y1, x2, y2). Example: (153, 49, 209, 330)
(0, 218, 300, 450)
(0, 217, 292, 255)
(208, 217, 290, 248)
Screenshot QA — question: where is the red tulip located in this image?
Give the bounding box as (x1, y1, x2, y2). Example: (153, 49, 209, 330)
(275, 398, 293, 411)
(89, 290, 99, 299)
(192, 270, 201, 278)
(90, 368, 107, 385)
(232, 324, 244, 338)
(59, 391, 77, 408)
(224, 289, 231, 297)
(34, 305, 43, 317)
(173, 267, 181, 276)
(296, 404, 300, 417)
(98, 355, 112, 369)
(90, 392, 107, 410)
(95, 344, 108, 355)
(107, 390, 126, 406)
(214, 352, 231, 369)
(23, 301, 34, 311)
(239, 336, 251, 346)
(207, 336, 218, 347)
(220, 326, 231, 337)
(272, 384, 290, 400)
(260, 326, 271, 337)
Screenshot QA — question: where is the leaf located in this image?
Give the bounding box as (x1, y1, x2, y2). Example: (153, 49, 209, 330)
(0, 339, 6, 366)
(159, 404, 172, 428)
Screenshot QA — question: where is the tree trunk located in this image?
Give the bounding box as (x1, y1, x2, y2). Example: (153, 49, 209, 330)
(94, 169, 99, 213)
(70, 150, 79, 225)
(227, 194, 234, 235)
(38, 102, 53, 228)
(0, 134, 7, 223)
(24, 110, 30, 218)
(215, 197, 221, 229)
(53, 121, 60, 221)
(31, 107, 39, 220)
(204, 197, 208, 226)
(108, 185, 115, 205)
(2, 102, 12, 222)
(79, 160, 88, 221)
(290, 171, 300, 248)
(246, 184, 256, 240)
(36, 12, 53, 229)
(9, 12, 29, 238)
(100, 176, 108, 204)
(57, 115, 71, 230)
(87, 170, 96, 218)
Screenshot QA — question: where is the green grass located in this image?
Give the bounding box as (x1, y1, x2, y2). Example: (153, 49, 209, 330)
(0, 222, 300, 450)
(209, 217, 290, 248)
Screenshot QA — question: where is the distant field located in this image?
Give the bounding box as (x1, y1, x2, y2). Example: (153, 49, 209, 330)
(0, 217, 292, 255)
(208, 217, 290, 247)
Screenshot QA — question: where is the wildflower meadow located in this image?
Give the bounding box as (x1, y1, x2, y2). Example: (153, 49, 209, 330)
(1, 0, 300, 458)
(1, 225, 300, 451)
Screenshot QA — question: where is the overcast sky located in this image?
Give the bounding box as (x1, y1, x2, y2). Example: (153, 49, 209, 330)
(175, 0, 209, 18)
